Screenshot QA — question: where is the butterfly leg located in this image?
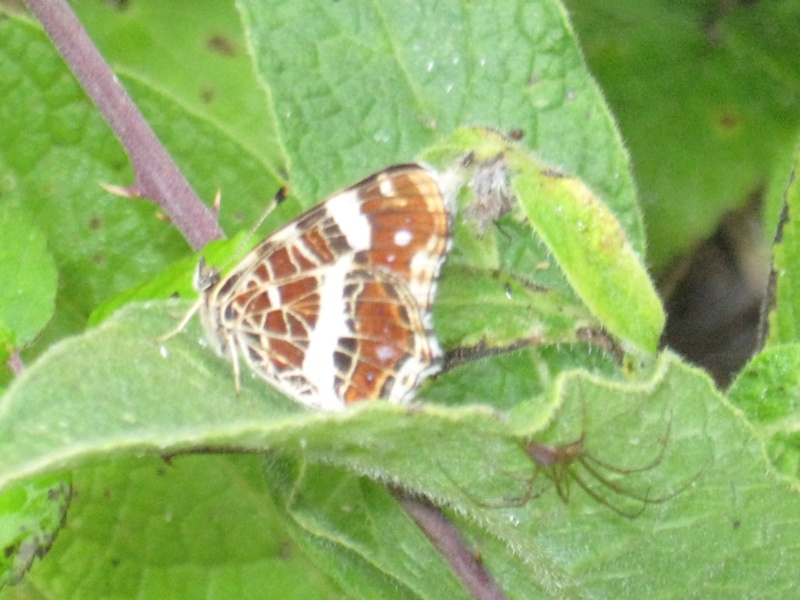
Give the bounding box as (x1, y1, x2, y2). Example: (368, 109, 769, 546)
(155, 297, 204, 342)
(226, 330, 243, 394)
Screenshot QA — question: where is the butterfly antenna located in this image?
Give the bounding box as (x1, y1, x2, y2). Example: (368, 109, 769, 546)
(249, 184, 289, 238)
(224, 184, 289, 269)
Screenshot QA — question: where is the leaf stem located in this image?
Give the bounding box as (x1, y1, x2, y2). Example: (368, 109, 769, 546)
(24, 0, 223, 250)
(391, 487, 509, 600)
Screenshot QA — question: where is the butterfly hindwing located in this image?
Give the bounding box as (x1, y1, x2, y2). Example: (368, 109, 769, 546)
(195, 163, 452, 411)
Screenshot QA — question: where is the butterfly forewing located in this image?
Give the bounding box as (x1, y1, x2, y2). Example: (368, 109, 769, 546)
(196, 164, 452, 411)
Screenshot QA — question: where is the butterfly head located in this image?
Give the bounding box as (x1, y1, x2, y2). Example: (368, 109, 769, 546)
(193, 257, 221, 294)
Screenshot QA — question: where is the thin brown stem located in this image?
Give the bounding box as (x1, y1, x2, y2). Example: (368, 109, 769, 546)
(390, 486, 509, 600)
(6, 350, 25, 376)
(24, 0, 223, 250)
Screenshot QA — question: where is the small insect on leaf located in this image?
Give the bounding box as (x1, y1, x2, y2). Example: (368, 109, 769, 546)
(514, 371, 712, 518)
(518, 414, 676, 519)
(440, 379, 705, 517)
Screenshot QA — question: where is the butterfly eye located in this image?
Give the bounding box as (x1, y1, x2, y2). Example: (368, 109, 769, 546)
(192, 257, 220, 292)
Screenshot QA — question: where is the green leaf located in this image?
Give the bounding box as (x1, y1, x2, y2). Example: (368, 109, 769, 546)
(88, 235, 249, 327)
(565, 0, 800, 269)
(263, 457, 471, 600)
(1, 303, 799, 597)
(766, 146, 800, 345)
(0, 204, 57, 350)
(0, 302, 525, 493)
(0, 473, 70, 588)
(71, 0, 285, 170)
(428, 127, 664, 353)
(7, 455, 343, 599)
(732, 146, 800, 481)
(512, 156, 664, 351)
(239, 0, 645, 258)
(728, 343, 800, 479)
(436, 265, 597, 349)
(0, 10, 285, 358)
(267, 357, 800, 598)
(8, 0, 790, 597)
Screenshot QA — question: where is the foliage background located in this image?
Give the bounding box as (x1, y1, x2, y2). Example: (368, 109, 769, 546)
(1, 0, 800, 598)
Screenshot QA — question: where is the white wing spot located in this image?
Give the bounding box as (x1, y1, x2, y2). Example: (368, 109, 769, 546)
(394, 229, 413, 247)
(327, 191, 371, 250)
(376, 345, 396, 361)
(379, 176, 396, 197)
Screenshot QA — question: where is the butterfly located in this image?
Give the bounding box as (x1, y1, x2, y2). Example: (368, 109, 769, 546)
(165, 164, 453, 411)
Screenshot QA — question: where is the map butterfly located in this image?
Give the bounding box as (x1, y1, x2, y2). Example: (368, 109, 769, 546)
(166, 163, 453, 411)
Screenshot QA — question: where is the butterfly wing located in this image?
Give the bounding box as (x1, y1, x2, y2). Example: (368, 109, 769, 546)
(201, 163, 452, 410)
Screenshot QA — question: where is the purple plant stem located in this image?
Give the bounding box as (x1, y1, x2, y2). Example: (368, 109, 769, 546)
(24, 0, 223, 250)
(392, 487, 509, 600)
(6, 351, 24, 376)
